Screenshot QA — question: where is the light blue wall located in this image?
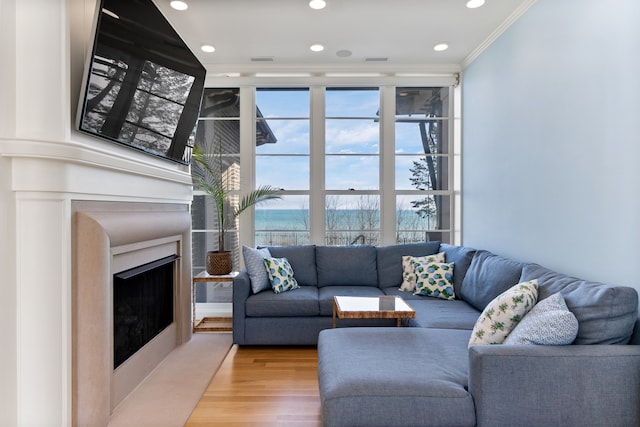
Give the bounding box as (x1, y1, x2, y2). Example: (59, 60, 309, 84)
(462, 0, 640, 291)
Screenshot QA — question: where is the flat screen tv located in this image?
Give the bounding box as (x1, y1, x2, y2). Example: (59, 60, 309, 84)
(77, 0, 206, 165)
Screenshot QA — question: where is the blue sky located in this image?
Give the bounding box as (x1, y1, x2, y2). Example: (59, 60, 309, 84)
(253, 89, 444, 209)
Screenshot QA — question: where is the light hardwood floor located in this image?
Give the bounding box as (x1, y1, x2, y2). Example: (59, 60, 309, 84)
(185, 345, 322, 426)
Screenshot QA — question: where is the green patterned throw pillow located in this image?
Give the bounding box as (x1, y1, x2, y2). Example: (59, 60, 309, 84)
(263, 257, 300, 294)
(468, 279, 539, 348)
(413, 261, 456, 300)
(399, 252, 446, 292)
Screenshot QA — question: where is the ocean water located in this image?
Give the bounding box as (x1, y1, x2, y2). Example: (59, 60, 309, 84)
(255, 209, 309, 230)
(255, 209, 439, 246)
(255, 209, 433, 230)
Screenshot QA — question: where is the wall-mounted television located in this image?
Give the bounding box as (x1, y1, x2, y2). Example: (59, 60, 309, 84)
(77, 0, 206, 165)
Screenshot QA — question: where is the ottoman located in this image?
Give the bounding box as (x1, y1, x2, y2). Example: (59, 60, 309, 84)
(317, 327, 476, 427)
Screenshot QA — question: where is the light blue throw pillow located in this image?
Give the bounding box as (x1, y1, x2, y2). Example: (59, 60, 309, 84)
(263, 257, 300, 294)
(242, 246, 271, 294)
(504, 292, 579, 345)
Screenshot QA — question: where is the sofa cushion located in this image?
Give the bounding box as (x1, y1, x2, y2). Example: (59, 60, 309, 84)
(316, 245, 378, 287)
(242, 246, 271, 294)
(245, 286, 319, 317)
(439, 244, 476, 297)
(376, 242, 441, 288)
(520, 263, 639, 344)
(413, 261, 455, 300)
(460, 250, 525, 311)
(318, 286, 385, 316)
(399, 252, 445, 292)
(264, 257, 300, 294)
(264, 244, 317, 286)
(318, 327, 476, 427)
(468, 279, 538, 347)
(401, 298, 480, 330)
(504, 293, 578, 345)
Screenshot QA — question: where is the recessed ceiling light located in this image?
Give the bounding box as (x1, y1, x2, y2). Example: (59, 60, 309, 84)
(309, 0, 327, 10)
(433, 43, 449, 52)
(170, 1, 188, 11)
(310, 44, 325, 52)
(466, 0, 485, 8)
(201, 44, 215, 53)
(336, 49, 352, 58)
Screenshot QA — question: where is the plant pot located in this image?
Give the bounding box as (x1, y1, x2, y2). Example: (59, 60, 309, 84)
(206, 251, 233, 275)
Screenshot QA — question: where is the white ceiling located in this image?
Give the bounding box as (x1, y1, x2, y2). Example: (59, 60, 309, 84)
(156, 0, 535, 74)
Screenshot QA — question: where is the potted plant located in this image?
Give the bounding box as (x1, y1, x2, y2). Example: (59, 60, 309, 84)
(192, 139, 281, 275)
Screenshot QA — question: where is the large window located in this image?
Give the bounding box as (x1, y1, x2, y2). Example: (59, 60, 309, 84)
(192, 88, 241, 272)
(255, 89, 310, 246)
(395, 87, 451, 243)
(325, 88, 380, 245)
(193, 84, 456, 273)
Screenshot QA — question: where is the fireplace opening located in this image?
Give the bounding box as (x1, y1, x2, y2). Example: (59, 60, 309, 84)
(113, 255, 178, 369)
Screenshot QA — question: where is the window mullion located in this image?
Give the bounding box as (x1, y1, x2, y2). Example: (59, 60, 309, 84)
(309, 86, 325, 245)
(239, 86, 256, 251)
(452, 85, 462, 245)
(380, 85, 396, 246)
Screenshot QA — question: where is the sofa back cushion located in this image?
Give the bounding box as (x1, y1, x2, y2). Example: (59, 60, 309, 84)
(316, 245, 378, 287)
(376, 242, 440, 288)
(439, 244, 477, 297)
(460, 250, 525, 311)
(264, 245, 317, 286)
(520, 263, 639, 344)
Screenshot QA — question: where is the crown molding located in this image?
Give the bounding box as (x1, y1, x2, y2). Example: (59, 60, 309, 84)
(202, 63, 462, 87)
(462, 0, 538, 69)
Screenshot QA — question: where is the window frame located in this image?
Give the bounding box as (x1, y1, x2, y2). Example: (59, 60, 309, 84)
(194, 76, 460, 263)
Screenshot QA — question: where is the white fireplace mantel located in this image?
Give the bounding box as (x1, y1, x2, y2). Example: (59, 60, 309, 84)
(1, 125, 196, 427)
(3, 139, 195, 427)
(3, 138, 193, 200)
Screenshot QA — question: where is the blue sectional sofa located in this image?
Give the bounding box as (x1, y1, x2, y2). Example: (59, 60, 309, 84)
(232, 242, 640, 427)
(233, 242, 443, 345)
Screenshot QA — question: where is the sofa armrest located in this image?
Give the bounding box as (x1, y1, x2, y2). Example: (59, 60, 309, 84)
(232, 270, 251, 345)
(468, 344, 640, 427)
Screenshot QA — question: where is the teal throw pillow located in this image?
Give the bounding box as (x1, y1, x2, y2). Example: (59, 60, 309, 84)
(413, 261, 455, 300)
(263, 257, 300, 294)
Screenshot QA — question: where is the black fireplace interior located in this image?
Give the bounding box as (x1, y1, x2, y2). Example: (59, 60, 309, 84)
(113, 255, 177, 369)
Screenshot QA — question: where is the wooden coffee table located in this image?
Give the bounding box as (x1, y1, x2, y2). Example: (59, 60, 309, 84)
(332, 295, 416, 328)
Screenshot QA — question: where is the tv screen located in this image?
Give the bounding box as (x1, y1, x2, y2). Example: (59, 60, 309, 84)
(77, 0, 206, 165)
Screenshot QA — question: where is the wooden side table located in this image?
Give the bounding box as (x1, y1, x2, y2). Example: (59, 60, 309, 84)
(192, 271, 238, 332)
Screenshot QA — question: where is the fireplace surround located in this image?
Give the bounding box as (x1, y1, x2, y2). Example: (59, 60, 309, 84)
(72, 201, 192, 426)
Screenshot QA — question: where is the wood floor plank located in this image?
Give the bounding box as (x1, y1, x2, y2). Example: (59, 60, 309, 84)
(185, 345, 322, 426)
